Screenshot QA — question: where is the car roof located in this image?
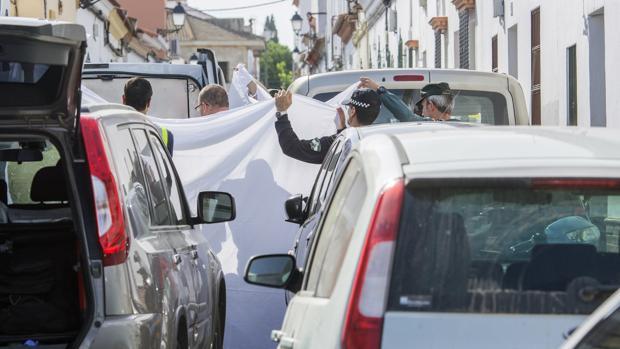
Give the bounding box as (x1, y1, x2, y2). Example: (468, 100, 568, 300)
(0, 17, 85, 42)
(357, 125, 620, 180)
(83, 63, 207, 86)
(289, 68, 513, 96)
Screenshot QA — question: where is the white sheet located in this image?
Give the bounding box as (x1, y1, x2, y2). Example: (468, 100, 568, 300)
(153, 94, 340, 349)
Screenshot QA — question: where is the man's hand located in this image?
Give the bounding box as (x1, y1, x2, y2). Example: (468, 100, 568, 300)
(336, 107, 346, 131)
(275, 90, 293, 112)
(358, 77, 380, 91)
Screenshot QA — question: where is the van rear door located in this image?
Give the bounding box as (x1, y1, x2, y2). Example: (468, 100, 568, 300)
(0, 18, 85, 131)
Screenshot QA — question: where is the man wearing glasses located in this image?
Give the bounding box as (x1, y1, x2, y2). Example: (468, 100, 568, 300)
(195, 85, 230, 116)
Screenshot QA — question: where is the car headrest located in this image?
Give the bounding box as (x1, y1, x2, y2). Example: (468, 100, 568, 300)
(0, 179, 7, 204)
(30, 163, 68, 202)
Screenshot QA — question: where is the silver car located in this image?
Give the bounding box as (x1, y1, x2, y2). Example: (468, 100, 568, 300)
(0, 18, 231, 349)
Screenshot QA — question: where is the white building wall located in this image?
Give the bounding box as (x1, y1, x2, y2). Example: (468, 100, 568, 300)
(352, 0, 619, 127)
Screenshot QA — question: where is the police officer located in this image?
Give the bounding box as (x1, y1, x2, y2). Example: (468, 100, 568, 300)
(359, 77, 455, 122)
(122, 77, 175, 155)
(273, 88, 381, 164)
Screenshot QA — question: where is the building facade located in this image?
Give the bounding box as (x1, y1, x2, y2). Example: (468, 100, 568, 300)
(294, 0, 619, 127)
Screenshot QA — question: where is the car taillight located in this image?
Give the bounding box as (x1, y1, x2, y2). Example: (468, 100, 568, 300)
(81, 116, 128, 266)
(531, 178, 620, 189)
(393, 75, 425, 82)
(342, 179, 404, 349)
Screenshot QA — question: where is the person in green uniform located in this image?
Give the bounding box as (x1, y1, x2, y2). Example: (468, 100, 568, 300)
(358, 77, 455, 122)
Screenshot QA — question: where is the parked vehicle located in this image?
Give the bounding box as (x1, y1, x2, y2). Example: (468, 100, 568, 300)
(82, 50, 224, 119)
(288, 68, 529, 125)
(560, 288, 620, 349)
(0, 17, 233, 349)
(280, 122, 475, 303)
(245, 125, 620, 349)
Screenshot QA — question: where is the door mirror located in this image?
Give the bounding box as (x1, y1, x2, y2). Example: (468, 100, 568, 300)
(197, 191, 236, 224)
(285, 194, 306, 224)
(244, 254, 299, 289)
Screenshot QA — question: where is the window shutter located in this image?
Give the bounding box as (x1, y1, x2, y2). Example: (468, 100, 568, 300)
(434, 31, 441, 68)
(459, 10, 469, 69)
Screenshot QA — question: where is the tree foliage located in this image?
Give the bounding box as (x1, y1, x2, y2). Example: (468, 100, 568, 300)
(260, 40, 293, 89)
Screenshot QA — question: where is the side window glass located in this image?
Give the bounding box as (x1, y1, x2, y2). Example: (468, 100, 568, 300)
(307, 140, 341, 215)
(133, 129, 172, 226)
(107, 127, 150, 236)
(318, 140, 344, 205)
(148, 132, 187, 225)
(305, 159, 367, 296)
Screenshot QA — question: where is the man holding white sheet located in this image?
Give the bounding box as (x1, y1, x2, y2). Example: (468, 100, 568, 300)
(273, 88, 381, 164)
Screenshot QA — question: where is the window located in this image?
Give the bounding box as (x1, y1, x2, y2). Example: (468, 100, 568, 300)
(306, 140, 341, 216)
(1, 140, 60, 204)
(148, 132, 187, 225)
(531, 8, 541, 125)
(305, 159, 367, 297)
(567, 45, 578, 126)
(133, 129, 172, 226)
(434, 31, 442, 68)
(218, 62, 229, 83)
(107, 127, 149, 236)
(459, 10, 470, 69)
(492, 35, 498, 73)
(388, 180, 620, 315)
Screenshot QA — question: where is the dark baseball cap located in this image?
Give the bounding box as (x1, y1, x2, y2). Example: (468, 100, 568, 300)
(342, 88, 381, 111)
(414, 82, 452, 114)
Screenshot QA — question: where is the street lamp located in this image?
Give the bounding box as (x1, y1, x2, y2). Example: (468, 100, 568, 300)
(172, 2, 186, 28)
(189, 53, 198, 64)
(160, 2, 186, 35)
(291, 12, 303, 35)
(292, 46, 300, 62)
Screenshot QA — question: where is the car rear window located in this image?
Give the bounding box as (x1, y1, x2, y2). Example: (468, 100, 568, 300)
(1, 140, 60, 204)
(82, 76, 201, 119)
(0, 60, 64, 106)
(313, 89, 509, 125)
(388, 179, 620, 315)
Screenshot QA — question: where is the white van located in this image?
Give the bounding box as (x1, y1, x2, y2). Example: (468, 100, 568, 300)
(289, 68, 529, 125)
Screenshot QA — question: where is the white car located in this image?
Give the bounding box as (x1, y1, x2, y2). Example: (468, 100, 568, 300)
(288, 68, 529, 125)
(245, 124, 620, 349)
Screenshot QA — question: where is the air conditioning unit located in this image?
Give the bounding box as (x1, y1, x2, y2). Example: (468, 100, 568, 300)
(493, 0, 505, 18)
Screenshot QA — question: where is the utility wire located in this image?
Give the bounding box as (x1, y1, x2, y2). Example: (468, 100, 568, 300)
(197, 0, 287, 12)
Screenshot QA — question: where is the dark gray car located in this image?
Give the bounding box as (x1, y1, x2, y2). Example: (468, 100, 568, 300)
(0, 17, 232, 349)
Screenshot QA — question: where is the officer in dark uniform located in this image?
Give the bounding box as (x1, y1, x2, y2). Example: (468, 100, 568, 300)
(273, 88, 381, 164)
(359, 77, 455, 122)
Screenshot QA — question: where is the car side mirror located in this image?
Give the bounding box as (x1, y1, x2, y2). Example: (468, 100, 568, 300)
(244, 254, 301, 292)
(285, 194, 306, 224)
(196, 191, 236, 224)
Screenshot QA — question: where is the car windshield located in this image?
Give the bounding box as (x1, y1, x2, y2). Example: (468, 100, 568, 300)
(314, 88, 509, 125)
(388, 179, 620, 315)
